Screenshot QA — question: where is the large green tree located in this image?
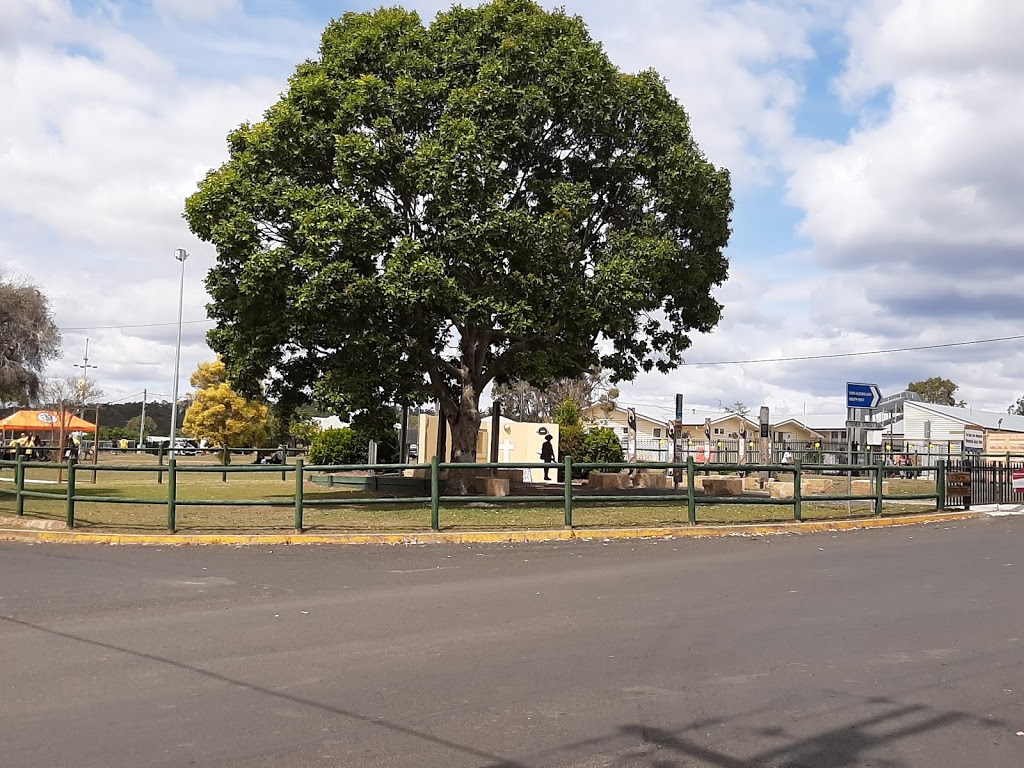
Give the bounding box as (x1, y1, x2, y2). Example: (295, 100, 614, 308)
(0, 274, 61, 404)
(185, 0, 732, 493)
(908, 377, 964, 407)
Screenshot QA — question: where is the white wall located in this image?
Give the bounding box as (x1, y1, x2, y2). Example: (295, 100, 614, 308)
(902, 402, 966, 441)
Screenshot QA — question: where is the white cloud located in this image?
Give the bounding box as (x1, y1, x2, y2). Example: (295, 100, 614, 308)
(151, 0, 241, 23)
(779, 0, 1024, 411)
(5, 0, 1024, 417)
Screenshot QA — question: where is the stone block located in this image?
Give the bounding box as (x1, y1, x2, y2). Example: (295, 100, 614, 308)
(701, 477, 743, 496)
(587, 472, 631, 490)
(851, 480, 889, 495)
(497, 468, 526, 487)
(802, 478, 835, 495)
(768, 481, 794, 499)
(633, 473, 672, 489)
(403, 469, 431, 479)
(474, 477, 510, 497)
(743, 476, 763, 491)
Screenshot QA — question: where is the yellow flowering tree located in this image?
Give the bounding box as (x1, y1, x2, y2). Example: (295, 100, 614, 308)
(182, 359, 269, 448)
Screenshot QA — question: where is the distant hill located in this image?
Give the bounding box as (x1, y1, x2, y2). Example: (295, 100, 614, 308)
(0, 401, 181, 435)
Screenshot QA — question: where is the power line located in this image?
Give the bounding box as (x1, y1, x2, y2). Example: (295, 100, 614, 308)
(59, 319, 213, 332)
(683, 334, 1024, 367)
(55, 322, 1024, 366)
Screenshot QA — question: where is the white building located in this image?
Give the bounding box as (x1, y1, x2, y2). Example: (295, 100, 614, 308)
(902, 401, 1024, 453)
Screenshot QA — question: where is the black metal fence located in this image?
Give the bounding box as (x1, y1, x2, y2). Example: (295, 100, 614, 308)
(948, 458, 1024, 506)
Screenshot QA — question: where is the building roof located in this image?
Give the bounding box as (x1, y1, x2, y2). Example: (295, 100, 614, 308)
(907, 401, 1024, 432)
(675, 412, 758, 428)
(584, 405, 667, 425)
(772, 418, 825, 437)
(797, 414, 849, 430)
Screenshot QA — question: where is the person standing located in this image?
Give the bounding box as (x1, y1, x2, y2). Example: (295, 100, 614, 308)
(540, 434, 556, 481)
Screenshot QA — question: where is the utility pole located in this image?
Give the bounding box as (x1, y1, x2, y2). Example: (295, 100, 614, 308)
(73, 338, 97, 385)
(138, 388, 147, 449)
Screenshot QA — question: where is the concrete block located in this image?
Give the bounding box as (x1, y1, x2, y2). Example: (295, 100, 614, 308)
(768, 481, 794, 499)
(497, 468, 526, 486)
(802, 478, 835, 495)
(403, 469, 431, 479)
(701, 476, 744, 496)
(587, 472, 631, 490)
(743, 476, 763, 491)
(633, 473, 672, 489)
(474, 477, 510, 497)
(851, 480, 889, 495)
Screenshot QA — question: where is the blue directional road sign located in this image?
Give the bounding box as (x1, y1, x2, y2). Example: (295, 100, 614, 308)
(846, 382, 882, 409)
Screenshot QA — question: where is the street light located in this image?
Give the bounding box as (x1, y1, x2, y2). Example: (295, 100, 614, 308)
(168, 248, 189, 458)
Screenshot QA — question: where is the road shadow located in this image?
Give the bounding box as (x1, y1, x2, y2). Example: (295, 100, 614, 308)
(1, 616, 1011, 768)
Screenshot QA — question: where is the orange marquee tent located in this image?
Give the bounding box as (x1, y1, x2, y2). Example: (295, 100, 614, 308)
(0, 410, 96, 433)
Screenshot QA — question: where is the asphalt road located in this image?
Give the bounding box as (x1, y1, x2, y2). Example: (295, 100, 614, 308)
(1, 519, 1022, 768)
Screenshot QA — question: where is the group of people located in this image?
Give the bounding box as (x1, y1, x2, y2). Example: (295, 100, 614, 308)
(251, 446, 286, 465)
(4, 433, 43, 460)
(2, 432, 88, 461)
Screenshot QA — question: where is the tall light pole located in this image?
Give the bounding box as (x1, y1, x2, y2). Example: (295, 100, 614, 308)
(168, 248, 189, 458)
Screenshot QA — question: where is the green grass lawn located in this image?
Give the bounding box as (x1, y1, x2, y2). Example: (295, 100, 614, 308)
(0, 455, 944, 533)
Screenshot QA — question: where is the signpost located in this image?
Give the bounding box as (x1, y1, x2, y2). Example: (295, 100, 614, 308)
(846, 383, 882, 409)
(758, 406, 770, 487)
(846, 382, 883, 515)
(672, 393, 684, 485)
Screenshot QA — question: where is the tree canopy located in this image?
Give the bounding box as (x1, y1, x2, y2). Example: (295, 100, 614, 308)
(185, 0, 731, 491)
(0, 274, 61, 404)
(182, 360, 270, 447)
(1008, 396, 1024, 416)
(908, 377, 964, 407)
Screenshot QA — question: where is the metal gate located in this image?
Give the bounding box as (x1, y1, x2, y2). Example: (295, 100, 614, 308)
(948, 459, 1024, 505)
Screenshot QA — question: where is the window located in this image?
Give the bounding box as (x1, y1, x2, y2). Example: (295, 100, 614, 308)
(714, 428, 725, 435)
(653, 428, 662, 438)
(621, 427, 628, 434)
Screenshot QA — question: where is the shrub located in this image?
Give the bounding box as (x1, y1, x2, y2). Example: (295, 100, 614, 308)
(553, 399, 581, 428)
(309, 428, 366, 466)
(581, 427, 625, 468)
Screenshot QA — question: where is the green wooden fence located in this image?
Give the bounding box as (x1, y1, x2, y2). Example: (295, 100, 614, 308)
(0, 455, 949, 533)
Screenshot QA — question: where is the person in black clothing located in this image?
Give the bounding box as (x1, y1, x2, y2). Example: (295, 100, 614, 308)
(540, 434, 556, 480)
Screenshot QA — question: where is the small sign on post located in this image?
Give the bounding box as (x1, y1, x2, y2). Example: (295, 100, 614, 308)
(945, 471, 972, 508)
(1012, 468, 1024, 494)
(963, 426, 984, 453)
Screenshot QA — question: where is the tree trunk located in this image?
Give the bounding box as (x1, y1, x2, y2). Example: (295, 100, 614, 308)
(445, 379, 483, 496)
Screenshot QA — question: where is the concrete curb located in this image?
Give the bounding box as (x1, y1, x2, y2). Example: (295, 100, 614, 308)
(0, 511, 978, 546)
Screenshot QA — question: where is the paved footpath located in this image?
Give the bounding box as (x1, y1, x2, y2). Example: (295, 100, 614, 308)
(1, 518, 1022, 767)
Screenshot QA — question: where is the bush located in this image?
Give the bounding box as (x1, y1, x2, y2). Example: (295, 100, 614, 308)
(553, 399, 581, 428)
(581, 427, 625, 467)
(309, 428, 366, 466)
(308, 426, 400, 466)
(556, 425, 624, 478)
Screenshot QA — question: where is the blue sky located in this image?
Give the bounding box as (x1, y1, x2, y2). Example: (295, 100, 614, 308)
(3, 0, 1023, 420)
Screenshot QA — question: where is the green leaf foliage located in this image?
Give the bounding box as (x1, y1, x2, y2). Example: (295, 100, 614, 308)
(185, 0, 732, 477)
(907, 377, 963, 407)
(309, 428, 366, 465)
(552, 398, 581, 428)
(581, 426, 625, 466)
(308, 426, 400, 465)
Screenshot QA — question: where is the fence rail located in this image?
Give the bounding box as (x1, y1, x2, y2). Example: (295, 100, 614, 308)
(0, 452, 956, 534)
